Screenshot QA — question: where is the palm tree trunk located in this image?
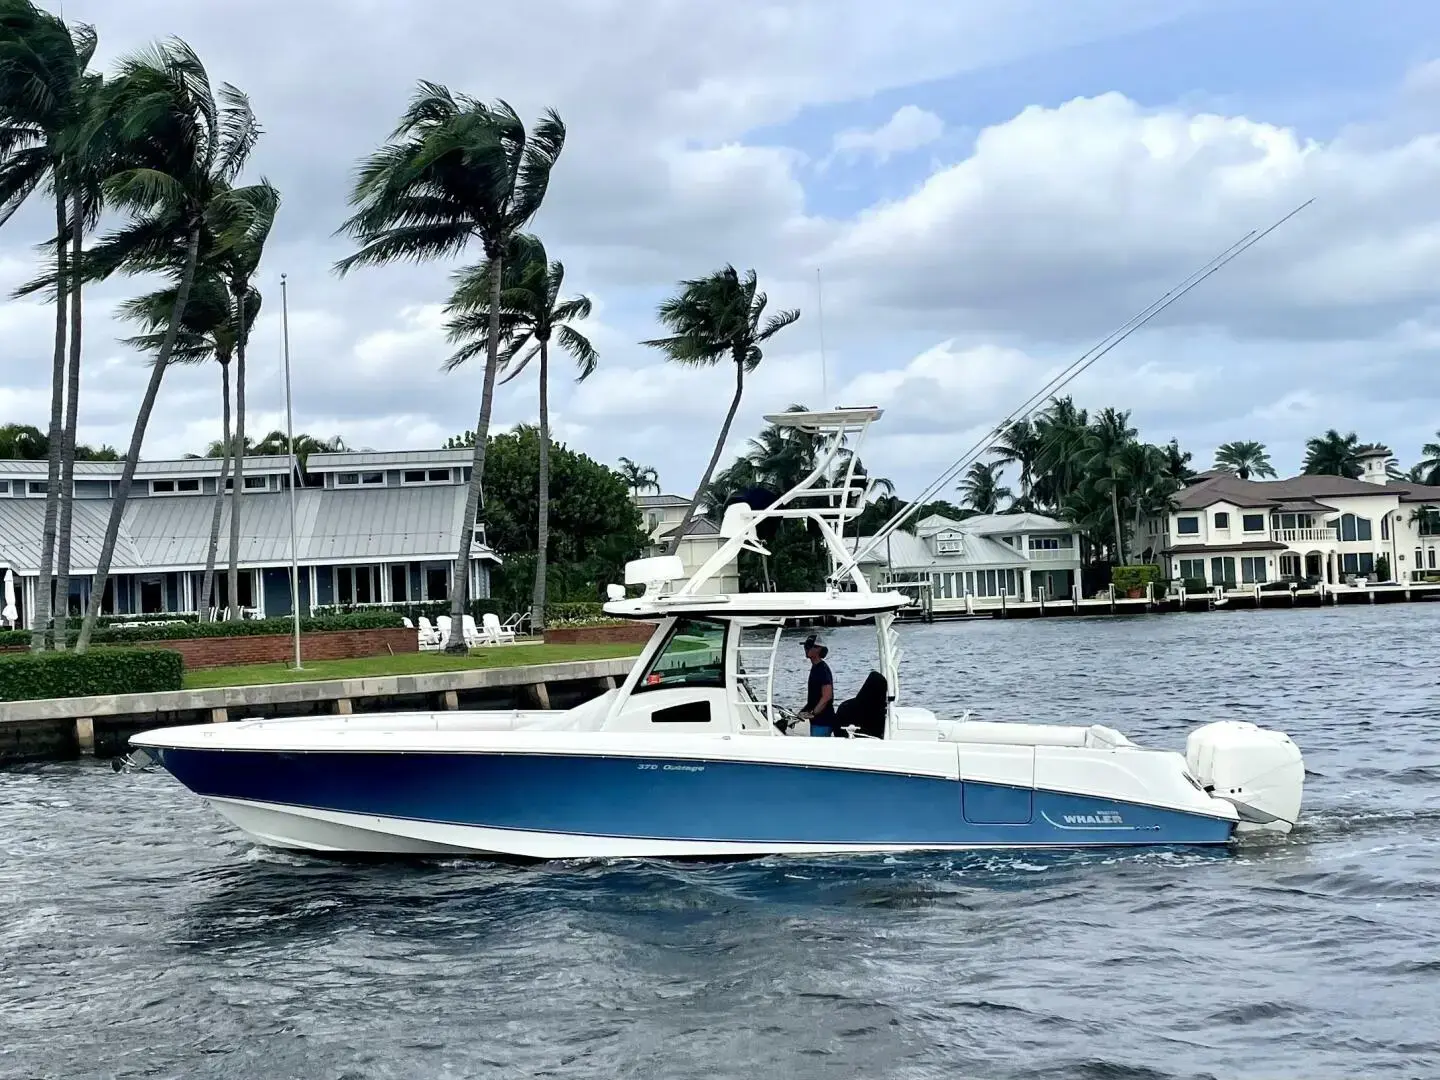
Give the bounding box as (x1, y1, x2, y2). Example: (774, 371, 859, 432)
(227, 307, 247, 620)
(668, 357, 745, 557)
(75, 226, 202, 654)
(1110, 477, 1125, 565)
(54, 193, 85, 649)
(446, 247, 506, 655)
(200, 358, 233, 621)
(31, 187, 69, 651)
(530, 338, 550, 632)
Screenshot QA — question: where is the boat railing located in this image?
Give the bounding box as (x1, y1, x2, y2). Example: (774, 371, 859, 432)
(733, 625, 783, 730)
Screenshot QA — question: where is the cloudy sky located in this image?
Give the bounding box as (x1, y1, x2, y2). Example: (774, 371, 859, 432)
(2, 0, 1439, 498)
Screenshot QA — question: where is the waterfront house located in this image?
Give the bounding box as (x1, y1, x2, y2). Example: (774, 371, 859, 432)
(848, 511, 1083, 604)
(1138, 447, 1440, 587)
(0, 449, 501, 629)
(634, 492, 740, 595)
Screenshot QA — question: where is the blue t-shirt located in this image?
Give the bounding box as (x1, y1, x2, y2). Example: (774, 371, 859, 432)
(806, 660, 835, 726)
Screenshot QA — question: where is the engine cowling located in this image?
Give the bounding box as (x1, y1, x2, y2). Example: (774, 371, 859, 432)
(1185, 720, 1304, 834)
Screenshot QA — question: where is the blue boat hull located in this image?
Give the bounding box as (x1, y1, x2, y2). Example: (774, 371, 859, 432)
(152, 747, 1237, 856)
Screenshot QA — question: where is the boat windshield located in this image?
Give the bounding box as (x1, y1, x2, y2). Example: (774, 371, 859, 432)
(637, 617, 726, 690)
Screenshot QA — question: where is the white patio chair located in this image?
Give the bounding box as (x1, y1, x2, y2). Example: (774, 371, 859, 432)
(435, 615, 453, 649)
(483, 611, 517, 644)
(461, 614, 484, 648)
(415, 616, 441, 649)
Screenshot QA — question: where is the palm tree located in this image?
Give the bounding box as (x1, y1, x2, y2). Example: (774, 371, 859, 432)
(214, 185, 277, 619)
(1417, 431, 1440, 487)
(1083, 406, 1137, 564)
(120, 272, 257, 621)
(336, 83, 565, 654)
(0, 1, 100, 648)
(617, 457, 659, 495)
(1213, 440, 1276, 480)
(252, 430, 346, 470)
(958, 461, 1012, 515)
(1302, 429, 1363, 479)
(72, 39, 268, 654)
(443, 233, 597, 630)
(1031, 396, 1090, 513)
(989, 418, 1040, 509)
(1163, 438, 1196, 485)
(642, 265, 800, 555)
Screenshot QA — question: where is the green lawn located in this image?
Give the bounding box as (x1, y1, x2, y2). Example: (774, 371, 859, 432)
(183, 643, 644, 689)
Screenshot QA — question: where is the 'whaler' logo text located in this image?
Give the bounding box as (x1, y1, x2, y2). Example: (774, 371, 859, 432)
(1061, 811, 1124, 826)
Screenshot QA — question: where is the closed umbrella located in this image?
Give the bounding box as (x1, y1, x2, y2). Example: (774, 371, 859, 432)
(3, 569, 17, 627)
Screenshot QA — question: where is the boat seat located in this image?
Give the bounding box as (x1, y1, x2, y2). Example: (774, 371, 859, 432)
(945, 720, 1133, 749)
(835, 670, 888, 739)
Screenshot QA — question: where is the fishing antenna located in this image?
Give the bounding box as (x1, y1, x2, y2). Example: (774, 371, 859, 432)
(836, 198, 1314, 578)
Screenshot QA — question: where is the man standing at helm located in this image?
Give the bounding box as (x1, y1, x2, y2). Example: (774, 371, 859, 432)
(799, 634, 835, 736)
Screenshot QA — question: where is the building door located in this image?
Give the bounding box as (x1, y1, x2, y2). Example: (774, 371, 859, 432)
(1279, 553, 1301, 580)
(139, 577, 163, 613)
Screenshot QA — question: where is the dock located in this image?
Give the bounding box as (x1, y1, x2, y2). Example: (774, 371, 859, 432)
(0, 657, 633, 765)
(896, 580, 1440, 621)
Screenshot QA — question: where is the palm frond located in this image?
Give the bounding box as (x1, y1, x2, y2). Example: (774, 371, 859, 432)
(556, 323, 597, 380)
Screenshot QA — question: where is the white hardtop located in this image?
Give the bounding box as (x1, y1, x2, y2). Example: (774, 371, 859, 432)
(603, 590, 910, 620)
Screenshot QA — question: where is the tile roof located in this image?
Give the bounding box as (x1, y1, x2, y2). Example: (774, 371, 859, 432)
(1176, 472, 1440, 510)
(1163, 541, 1287, 555)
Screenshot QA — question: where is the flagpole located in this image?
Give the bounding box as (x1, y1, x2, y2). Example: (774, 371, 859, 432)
(281, 273, 303, 670)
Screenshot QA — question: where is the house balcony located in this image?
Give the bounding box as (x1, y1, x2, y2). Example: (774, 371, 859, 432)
(1027, 548, 1074, 561)
(1274, 528, 1333, 544)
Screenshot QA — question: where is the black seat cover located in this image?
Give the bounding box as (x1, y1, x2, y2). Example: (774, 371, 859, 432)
(834, 670, 888, 739)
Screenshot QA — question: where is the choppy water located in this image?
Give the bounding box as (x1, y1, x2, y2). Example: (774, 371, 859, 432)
(4, 606, 1440, 1079)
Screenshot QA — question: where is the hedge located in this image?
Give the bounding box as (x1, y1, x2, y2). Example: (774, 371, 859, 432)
(0, 648, 185, 702)
(1110, 564, 1162, 592)
(0, 611, 404, 650)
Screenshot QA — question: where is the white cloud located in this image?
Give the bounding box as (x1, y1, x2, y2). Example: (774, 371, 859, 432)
(832, 105, 944, 163)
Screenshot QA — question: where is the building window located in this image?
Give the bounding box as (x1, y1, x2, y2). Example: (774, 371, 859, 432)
(224, 474, 269, 491)
(28, 480, 47, 495)
(402, 468, 452, 484)
(636, 617, 725, 692)
(935, 539, 962, 554)
(0, 479, 8, 493)
(1210, 556, 1236, 587)
(1214, 512, 1230, 529)
(1338, 513, 1372, 542)
(1242, 513, 1264, 533)
(1381, 515, 1389, 541)
(336, 565, 381, 604)
(1178, 558, 1205, 582)
(1028, 536, 1066, 550)
(1431, 549, 1437, 570)
(390, 565, 409, 601)
(1177, 516, 1199, 535)
(1240, 557, 1268, 584)
(150, 479, 174, 494)
(149, 478, 201, 495)
(1417, 549, 1425, 571)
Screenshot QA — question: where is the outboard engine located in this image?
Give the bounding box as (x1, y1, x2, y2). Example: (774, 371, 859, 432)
(1185, 721, 1304, 834)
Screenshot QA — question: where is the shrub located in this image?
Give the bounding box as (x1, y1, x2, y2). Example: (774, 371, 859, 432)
(88, 611, 405, 643)
(0, 648, 184, 702)
(1376, 555, 1391, 582)
(1110, 564, 1162, 592)
(1182, 576, 1208, 592)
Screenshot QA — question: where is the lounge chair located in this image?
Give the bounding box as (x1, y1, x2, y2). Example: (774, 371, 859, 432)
(482, 612, 517, 645)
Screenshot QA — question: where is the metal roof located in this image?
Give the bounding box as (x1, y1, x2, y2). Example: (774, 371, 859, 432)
(0, 484, 494, 574)
(0, 455, 295, 478)
(304, 448, 477, 471)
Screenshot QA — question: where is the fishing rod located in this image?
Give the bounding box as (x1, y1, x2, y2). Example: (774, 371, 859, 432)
(834, 198, 1315, 579)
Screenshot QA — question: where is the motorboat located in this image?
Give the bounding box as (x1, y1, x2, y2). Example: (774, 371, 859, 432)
(130, 408, 1305, 859)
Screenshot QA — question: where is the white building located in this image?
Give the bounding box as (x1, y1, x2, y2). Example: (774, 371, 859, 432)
(1139, 448, 1440, 587)
(634, 493, 740, 595)
(848, 511, 1083, 604)
(0, 449, 501, 628)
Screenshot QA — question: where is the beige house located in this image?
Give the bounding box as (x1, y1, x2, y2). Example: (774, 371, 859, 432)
(1138, 448, 1440, 586)
(634, 493, 740, 595)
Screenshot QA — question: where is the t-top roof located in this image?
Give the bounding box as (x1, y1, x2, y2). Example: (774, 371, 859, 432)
(603, 589, 911, 620)
(761, 406, 883, 431)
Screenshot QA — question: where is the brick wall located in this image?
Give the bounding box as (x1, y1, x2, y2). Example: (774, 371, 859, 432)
(543, 621, 657, 646)
(2, 627, 426, 669)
